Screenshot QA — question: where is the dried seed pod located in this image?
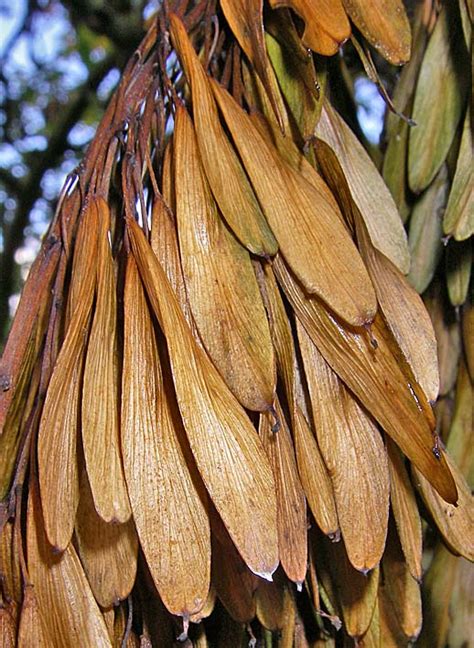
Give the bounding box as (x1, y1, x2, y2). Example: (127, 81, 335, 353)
(315, 102, 410, 274)
(75, 470, 138, 608)
(386, 438, 423, 582)
(26, 479, 112, 647)
(409, 4, 469, 193)
(274, 255, 457, 505)
(356, 217, 439, 403)
(121, 256, 210, 617)
(268, 0, 350, 55)
(342, 0, 411, 65)
(127, 219, 279, 579)
(37, 200, 99, 551)
(443, 111, 473, 240)
(82, 197, 131, 524)
(211, 79, 377, 327)
(169, 13, 277, 258)
(173, 105, 276, 412)
(298, 321, 390, 572)
(259, 400, 307, 585)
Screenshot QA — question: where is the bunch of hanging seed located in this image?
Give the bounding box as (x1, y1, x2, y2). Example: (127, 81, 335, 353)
(0, 0, 472, 645)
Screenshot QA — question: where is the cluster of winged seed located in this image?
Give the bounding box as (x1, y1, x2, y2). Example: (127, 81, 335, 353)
(0, 1, 472, 646)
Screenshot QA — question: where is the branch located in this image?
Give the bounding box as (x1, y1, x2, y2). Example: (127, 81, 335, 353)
(0, 53, 117, 342)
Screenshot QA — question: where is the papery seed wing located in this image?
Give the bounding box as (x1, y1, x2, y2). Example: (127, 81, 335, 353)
(82, 197, 131, 524)
(211, 525, 257, 624)
(274, 254, 457, 504)
(380, 523, 422, 641)
(407, 165, 448, 294)
(220, 0, 284, 128)
(259, 400, 307, 584)
(446, 239, 472, 308)
(256, 261, 295, 414)
(424, 283, 462, 397)
(17, 584, 52, 647)
(386, 438, 423, 582)
(0, 605, 17, 646)
(169, 13, 277, 257)
(26, 478, 112, 648)
(315, 102, 410, 274)
(75, 470, 138, 608)
(445, 360, 473, 486)
(150, 190, 195, 331)
(443, 111, 473, 241)
(211, 79, 377, 327)
(298, 322, 390, 572)
(412, 452, 474, 561)
(342, 0, 411, 64)
(173, 105, 275, 411)
(0, 233, 60, 435)
(0, 521, 22, 604)
(128, 220, 278, 578)
(416, 543, 459, 648)
(268, 0, 350, 55)
(189, 588, 216, 625)
(37, 201, 99, 550)
(356, 217, 439, 402)
(408, 4, 469, 193)
(255, 579, 286, 631)
(1, 347, 41, 499)
(319, 535, 379, 638)
(121, 256, 210, 617)
(265, 31, 323, 140)
(293, 405, 339, 539)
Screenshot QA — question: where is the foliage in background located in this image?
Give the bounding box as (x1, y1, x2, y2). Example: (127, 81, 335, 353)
(0, 0, 152, 343)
